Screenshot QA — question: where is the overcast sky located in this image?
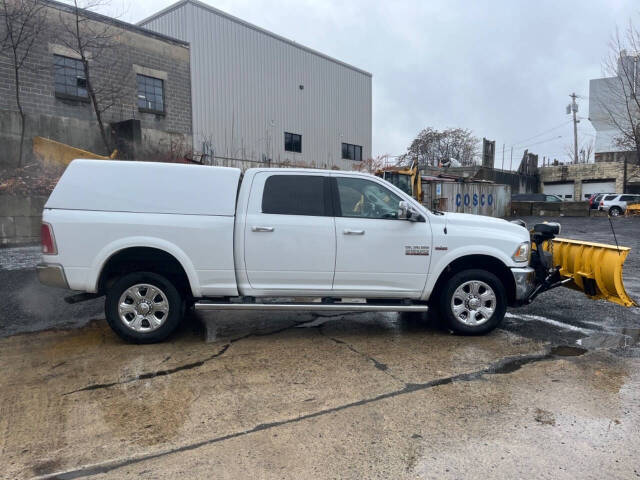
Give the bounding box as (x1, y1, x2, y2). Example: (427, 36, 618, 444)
(100, 0, 638, 167)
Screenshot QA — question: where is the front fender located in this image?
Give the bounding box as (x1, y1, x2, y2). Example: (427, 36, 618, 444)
(422, 246, 516, 299)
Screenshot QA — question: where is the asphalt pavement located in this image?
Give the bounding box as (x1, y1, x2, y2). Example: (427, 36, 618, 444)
(0, 216, 638, 479)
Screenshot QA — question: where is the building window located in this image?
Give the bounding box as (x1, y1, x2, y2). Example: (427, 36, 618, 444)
(54, 55, 87, 99)
(137, 74, 164, 113)
(284, 132, 302, 153)
(342, 142, 362, 161)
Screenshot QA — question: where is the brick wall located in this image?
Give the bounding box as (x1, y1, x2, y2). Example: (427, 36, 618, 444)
(0, 0, 192, 168)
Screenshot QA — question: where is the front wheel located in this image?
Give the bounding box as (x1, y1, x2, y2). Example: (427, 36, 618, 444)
(105, 271, 184, 343)
(438, 269, 506, 335)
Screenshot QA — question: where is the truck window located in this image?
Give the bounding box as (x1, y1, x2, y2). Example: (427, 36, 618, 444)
(336, 177, 401, 219)
(262, 175, 326, 216)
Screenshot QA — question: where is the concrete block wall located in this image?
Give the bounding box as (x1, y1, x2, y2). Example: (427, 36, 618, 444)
(0, 1, 192, 168)
(0, 195, 47, 246)
(539, 162, 625, 198)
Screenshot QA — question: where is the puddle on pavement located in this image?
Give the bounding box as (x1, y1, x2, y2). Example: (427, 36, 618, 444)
(489, 345, 587, 375)
(577, 329, 640, 351)
(550, 345, 588, 357)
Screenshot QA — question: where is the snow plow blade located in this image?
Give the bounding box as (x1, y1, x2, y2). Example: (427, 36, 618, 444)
(544, 238, 637, 307)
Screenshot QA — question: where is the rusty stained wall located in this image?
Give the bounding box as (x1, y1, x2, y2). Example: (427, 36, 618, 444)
(422, 182, 511, 218)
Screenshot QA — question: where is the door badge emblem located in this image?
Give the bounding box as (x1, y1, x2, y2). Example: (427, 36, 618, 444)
(405, 246, 429, 256)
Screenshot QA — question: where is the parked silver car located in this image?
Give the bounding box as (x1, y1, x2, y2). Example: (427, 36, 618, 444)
(598, 193, 640, 216)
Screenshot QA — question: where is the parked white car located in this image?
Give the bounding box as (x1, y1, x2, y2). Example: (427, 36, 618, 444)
(38, 160, 553, 343)
(599, 193, 640, 216)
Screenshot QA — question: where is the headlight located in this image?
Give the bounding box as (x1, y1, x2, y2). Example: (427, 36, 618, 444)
(512, 241, 530, 262)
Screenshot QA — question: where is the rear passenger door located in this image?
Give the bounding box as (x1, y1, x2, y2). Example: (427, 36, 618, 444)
(243, 173, 336, 292)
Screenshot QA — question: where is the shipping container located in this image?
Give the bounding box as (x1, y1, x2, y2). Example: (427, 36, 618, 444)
(422, 181, 511, 218)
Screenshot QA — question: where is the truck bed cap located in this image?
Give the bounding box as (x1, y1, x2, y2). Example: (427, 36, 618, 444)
(46, 160, 241, 216)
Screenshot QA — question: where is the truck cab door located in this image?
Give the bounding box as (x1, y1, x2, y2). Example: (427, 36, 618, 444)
(243, 172, 336, 292)
(332, 175, 430, 297)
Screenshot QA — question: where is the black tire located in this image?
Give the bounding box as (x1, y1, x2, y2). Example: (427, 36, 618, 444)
(105, 271, 184, 343)
(438, 269, 506, 335)
(609, 206, 622, 217)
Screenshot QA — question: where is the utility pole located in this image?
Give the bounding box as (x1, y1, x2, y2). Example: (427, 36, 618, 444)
(569, 93, 579, 164)
(502, 143, 505, 169)
(509, 147, 513, 170)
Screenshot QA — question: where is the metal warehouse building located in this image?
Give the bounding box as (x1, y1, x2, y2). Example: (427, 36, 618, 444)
(139, 0, 372, 170)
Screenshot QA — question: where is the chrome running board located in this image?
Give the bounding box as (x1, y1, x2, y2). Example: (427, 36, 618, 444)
(194, 302, 428, 312)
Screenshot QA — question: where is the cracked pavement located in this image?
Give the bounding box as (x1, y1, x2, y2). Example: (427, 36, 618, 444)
(1, 216, 639, 479)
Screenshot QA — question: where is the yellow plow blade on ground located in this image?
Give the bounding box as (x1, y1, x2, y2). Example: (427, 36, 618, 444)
(544, 238, 637, 307)
(626, 203, 640, 216)
(33, 136, 117, 167)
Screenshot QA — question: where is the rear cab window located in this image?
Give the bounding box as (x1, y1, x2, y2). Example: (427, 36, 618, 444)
(261, 175, 331, 216)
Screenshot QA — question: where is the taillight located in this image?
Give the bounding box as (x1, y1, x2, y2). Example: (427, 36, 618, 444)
(41, 222, 57, 255)
(600, 201, 604, 206)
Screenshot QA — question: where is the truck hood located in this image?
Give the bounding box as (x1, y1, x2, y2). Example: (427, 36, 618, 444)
(442, 212, 530, 241)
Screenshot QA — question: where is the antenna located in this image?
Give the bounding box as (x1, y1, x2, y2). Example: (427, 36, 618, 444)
(607, 214, 621, 256)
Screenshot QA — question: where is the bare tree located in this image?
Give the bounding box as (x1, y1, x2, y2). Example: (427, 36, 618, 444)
(563, 140, 594, 164)
(399, 127, 479, 167)
(579, 141, 594, 163)
(56, 0, 126, 153)
(352, 154, 390, 173)
(0, 0, 47, 166)
(598, 20, 640, 191)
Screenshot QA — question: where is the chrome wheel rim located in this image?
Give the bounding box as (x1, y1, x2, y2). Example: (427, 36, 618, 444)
(450, 280, 496, 326)
(118, 283, 169, 333)
(610, 208, 620, 216)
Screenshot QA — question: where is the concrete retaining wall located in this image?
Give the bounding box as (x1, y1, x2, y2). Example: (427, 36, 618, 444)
(510, 201, 593, 217)
(0, 195, 46, 246)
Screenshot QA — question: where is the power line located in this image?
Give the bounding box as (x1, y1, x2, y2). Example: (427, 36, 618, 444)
(509, 135, 564, 154)
(506, 120, 572, 148)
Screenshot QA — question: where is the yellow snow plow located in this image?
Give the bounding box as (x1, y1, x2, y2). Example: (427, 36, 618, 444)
(33, 136, 117, 167)
(543, 238, 636, 307)
(525, 222, 637, 307)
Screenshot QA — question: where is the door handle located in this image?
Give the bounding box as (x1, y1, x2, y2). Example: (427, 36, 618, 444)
(252, 226, 274, 232)
(343, 229, 365, 235)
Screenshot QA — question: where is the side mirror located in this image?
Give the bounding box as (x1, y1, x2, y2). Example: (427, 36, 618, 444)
(398, 201, 423, 222)
(398, 201, 409, 220)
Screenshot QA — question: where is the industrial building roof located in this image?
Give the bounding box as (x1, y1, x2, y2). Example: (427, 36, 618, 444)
(138, 0, 372, 77)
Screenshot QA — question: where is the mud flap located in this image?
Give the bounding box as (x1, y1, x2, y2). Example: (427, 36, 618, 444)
(543, 238, 637, 307)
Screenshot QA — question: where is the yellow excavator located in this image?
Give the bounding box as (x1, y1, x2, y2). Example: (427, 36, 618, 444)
(375, 160, 422, 202)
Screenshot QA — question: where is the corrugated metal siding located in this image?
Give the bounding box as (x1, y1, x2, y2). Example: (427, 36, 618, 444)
(422, 182, 512, 218)
(141, 1, 372, 170)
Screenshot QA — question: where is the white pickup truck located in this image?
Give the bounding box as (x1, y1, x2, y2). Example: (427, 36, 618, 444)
(38, 160, 544, 343)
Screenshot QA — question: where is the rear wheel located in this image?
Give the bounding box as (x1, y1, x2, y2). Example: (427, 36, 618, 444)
(609, 206, 622, 217)
(438, 269, 506, 335)
(105, 271, 184, 343)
